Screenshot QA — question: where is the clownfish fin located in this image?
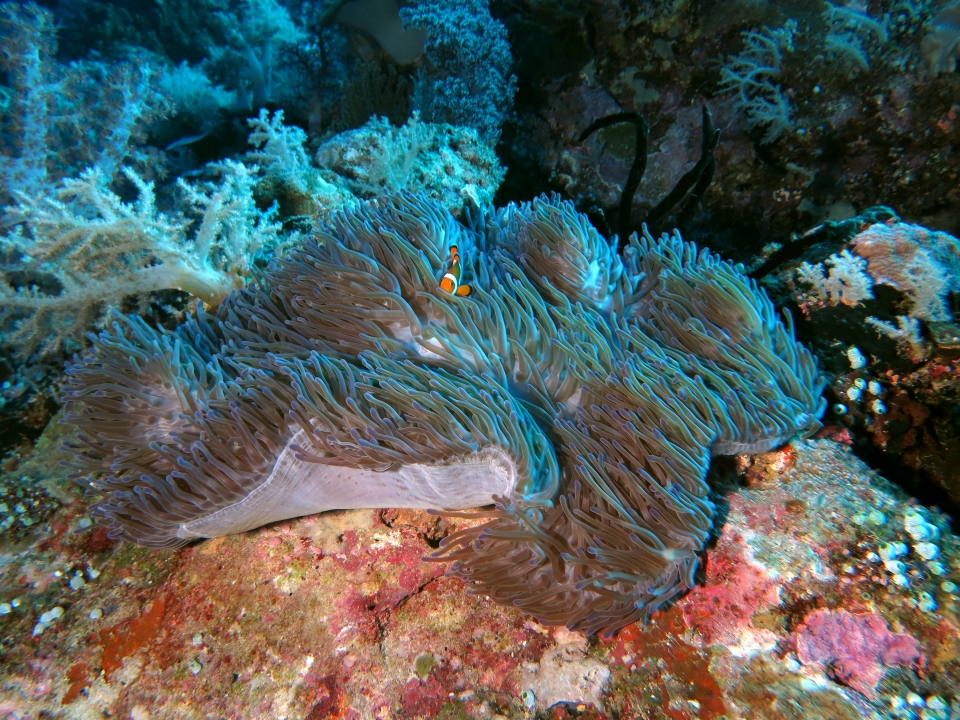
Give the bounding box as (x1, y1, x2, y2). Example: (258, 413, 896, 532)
(455, 284, 472, 297)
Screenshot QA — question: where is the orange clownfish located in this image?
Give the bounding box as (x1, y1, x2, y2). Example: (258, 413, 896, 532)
(439, 245, 472, 297)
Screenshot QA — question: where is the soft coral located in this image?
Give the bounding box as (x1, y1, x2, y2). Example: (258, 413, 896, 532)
(1, 162, 281, 358)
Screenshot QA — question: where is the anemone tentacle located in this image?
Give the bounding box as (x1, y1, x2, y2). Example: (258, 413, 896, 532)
(64, 192, 823, 632)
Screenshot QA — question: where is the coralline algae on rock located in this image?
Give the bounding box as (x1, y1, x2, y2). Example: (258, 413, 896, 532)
(1, 423, 959, 717)
(795, 608, 921, 699)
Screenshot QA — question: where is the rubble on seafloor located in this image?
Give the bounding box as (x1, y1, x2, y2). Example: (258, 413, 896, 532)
(0, 416, 958, 719)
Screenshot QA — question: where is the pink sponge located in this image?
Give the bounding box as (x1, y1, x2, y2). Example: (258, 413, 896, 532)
(796, 609, 921, 698)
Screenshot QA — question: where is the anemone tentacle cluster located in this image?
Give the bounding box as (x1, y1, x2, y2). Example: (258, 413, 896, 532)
(64, 193, 824, 635)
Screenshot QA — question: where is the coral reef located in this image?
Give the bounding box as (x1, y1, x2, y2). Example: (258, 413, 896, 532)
(244, 108, 355, 217)
(796, 249, 875, 308)
(718, 21, 798, 145)
(0, 0, 958, 714)
(822, 2, 889, 73)
(156, 62, 237, 136)
(760, 214, 960, 510)
(793, 221, 960, 360)
(0, 106, 506, 361)
(205, 0, 306, 110)
(499, 0, 960, 257)
(853, 357, 960, 513)
(795, 608, 920, 698)
(1, 428, 958, 717)
(313, 115, 505, 215)
(62, 193, 822, 635)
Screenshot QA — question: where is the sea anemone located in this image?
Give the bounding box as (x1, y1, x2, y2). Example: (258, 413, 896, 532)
(63, 192, 824, 634)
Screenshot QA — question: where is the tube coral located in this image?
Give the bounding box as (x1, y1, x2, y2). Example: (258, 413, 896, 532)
(63, 193, 824, 634)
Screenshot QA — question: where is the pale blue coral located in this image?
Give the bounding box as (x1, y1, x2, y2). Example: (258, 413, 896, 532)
(0, 2, 168, 201)
(719, 20, 797, 144)
(400, 0, 517, 143)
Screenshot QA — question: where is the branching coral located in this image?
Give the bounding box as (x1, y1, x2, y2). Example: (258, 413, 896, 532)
(208, 0, 306, 109)
(854, 221, 960, 359)
(157, 62, 237, 135)
(246, 109, 315, 192)
(0, 109, 502, 359)
(796, 249, 875, 307)
(796, 221, 960, 359)
(0, 162, 282, 357)
(0, 2, 168, 202)
(822, 2, 889, 72)
(314, 114, 504, 215)
(851, 222, 960, 323)
(63, 193, 823, 634)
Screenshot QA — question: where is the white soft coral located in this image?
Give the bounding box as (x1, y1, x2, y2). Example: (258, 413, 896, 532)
(796, 249, 875, 306)
(1, 161, 281, 356)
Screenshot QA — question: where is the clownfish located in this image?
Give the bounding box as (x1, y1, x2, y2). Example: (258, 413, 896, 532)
(439, 245, 472, 297)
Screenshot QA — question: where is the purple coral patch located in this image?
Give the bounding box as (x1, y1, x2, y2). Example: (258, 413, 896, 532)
(795, 609, 921, 698)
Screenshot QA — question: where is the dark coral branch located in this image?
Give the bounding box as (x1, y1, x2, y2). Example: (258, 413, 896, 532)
(579, 105, 721, 246)
(578, 112, 648, 244)
(641, 106, 721, 228)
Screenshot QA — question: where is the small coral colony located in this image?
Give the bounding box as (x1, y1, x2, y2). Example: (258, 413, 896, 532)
(1, 0, 959, 638)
